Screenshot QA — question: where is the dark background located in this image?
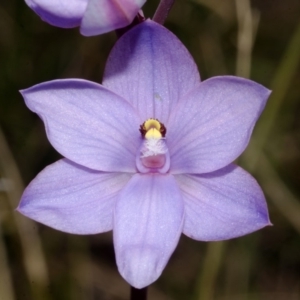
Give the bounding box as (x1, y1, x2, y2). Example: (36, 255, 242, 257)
(0, 0, 300, 299)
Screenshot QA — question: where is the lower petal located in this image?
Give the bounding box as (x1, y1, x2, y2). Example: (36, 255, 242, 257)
(25, 0, 88, 28)
(80, 0, 146, 36)
(175, 165, 270, 241)
(18, 159, 131, 234)
(114, 173, 184, 288)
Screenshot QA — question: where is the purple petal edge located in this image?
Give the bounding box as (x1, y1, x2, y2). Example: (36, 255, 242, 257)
(17, 159, 132, 234)
(176, 164, 271, 241)
(114, 173, 184, 288)
(21, 79, 141, 173)
(103, 20, 200, 123)
(168, 76, 271, 174)
(80, 0, 146, 36)
(25, 0, 88, 28)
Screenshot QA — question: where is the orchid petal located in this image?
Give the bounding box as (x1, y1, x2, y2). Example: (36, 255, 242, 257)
(168, 76, 271, 174)
(80, 0, 146, 36)
(114, 173, 184, 288)
(103, 20, 200, 123)
(18, 159, 132, 234)
(21, 79, 141, 173)
(175, 164, 270, 241)
(25, 0, 88, 28)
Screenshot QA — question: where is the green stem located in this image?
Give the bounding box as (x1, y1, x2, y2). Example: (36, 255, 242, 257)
(195, 242, 225, 300)
(241, 21, 300, 172)
(153, 0, 175, 25)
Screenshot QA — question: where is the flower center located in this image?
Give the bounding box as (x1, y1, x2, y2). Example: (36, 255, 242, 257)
(136, 118, 170, 173)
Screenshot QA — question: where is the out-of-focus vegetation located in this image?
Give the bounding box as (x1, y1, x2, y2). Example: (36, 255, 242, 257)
(0, 0, 300, 299)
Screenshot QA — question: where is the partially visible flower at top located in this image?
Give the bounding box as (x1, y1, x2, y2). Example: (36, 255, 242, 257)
(25, 0, 146, 35)
(17, 20, 271, 288)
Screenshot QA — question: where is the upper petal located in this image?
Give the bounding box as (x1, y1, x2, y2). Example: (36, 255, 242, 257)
(18, 159, 132, 234)
(80, 0, 146, 36)
(103, 20, 200, 123)
(167, 76, 271, 174)
(114, 173, 184, 288)
(21, 79, 141, 173)
(175, 164, 270, 241)
(25, 0, 88, 28)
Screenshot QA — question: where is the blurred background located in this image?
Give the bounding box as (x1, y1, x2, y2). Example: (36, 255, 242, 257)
(0, 0, 300, 299)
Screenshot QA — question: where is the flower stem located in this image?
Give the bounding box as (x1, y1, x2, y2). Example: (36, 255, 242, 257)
(130, 286, 148, 300)
(153, 0, 175, 25)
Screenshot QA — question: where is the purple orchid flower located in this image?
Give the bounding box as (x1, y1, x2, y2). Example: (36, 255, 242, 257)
(17, 20, 271, 288)
(25, 0, 146, 35)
